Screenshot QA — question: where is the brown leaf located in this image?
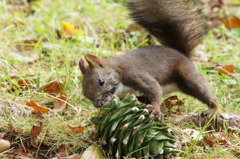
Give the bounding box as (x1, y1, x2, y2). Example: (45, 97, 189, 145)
(43, 81, 63, 95)
(7, 79, 35, 93)
(26, 100, 49, 114)
(217, 65, 236, 75)
(15, 39, 39, 52)
(67, 124, 84, 134)
(164, 96, 183, 109)
(8, 123, 14, 131)
(53, 92, 68, 111)
(12, 21, 26, 27)
(164, 100, 172, 109)
(30, 122, 43, 149)
(30, 122, 42, 137)
(57, 144, 66, 153)
(204, 134, 216, 148)
(14, 148, 32, 158)
(219, 136, 231, 146)
(55, 29, 62, 39)
(221, 16, 240, 29)
(204, 133, 233, 149)
(0, 139, 11, 153)
(54, 144, 69, 158)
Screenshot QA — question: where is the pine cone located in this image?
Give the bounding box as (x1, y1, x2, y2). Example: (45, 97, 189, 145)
(91, 95, 179, 158)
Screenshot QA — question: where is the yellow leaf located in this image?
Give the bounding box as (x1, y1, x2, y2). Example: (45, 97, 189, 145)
(61, 21, 82, 35)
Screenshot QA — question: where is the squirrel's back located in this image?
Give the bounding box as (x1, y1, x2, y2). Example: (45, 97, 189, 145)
(127, 0, 207, 57)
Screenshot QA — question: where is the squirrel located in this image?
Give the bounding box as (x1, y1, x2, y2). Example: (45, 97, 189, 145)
(79, 0, 220, 120)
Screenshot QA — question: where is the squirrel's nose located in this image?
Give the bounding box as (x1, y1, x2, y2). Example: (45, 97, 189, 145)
(95, 100, 105, 108)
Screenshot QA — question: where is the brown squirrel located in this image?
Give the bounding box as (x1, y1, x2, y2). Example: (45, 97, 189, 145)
(79, 0, 220, 120)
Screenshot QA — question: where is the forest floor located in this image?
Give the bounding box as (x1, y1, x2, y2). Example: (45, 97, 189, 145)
(0, 0, 239, 158)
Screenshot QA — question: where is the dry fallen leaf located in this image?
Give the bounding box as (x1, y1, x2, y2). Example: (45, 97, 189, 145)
(219, 136, 232, 146)
(7, 78, 35, 93)
(53, 92, 68, 111)
(53, 144, 80, 159)
(67, 124, 84, 134)
(204, 134, 216, 148)
(221, 16, 240, 29)
(12, 21, 26, 27)
(30, 122, 42, 137)
(12, 148, 32, 159)
(61, 21, 82, 35)
(0, 139, 11, 153)
(54, 144, 69, 158)
(217, 65, 236, 75)
(43, 81, 63, 95)
(15, 39, 39, 52)
(164, 96, 184, 109)
(26, 100, 49, 114)
(30, 122, 42, 149)
(204, 133, 233, 149)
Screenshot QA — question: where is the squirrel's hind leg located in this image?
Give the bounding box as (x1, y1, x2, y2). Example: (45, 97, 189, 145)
(176, 62, 220, 116)
(175, 62, 224, 130)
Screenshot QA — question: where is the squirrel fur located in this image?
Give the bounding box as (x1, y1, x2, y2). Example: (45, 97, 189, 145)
(79, 0, 219, 120)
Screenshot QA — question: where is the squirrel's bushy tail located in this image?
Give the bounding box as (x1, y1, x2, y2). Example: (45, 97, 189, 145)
(127, 0, 207, 57)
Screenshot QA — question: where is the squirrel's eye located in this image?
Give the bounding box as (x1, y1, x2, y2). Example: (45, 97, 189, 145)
(98, 78, 105, 86)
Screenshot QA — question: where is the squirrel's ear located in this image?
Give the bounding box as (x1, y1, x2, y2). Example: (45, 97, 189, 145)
(79, 58, 87, 74)
(84, 53, 104, 67)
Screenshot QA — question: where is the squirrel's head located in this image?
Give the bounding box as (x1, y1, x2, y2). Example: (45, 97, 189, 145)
(79, 54, 118, 108)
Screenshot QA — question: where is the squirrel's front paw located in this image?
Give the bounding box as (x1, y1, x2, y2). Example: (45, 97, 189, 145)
(147, 104, 163, 121)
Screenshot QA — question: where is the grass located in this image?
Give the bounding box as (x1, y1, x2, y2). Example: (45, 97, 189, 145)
(0, 0, 239, 158)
